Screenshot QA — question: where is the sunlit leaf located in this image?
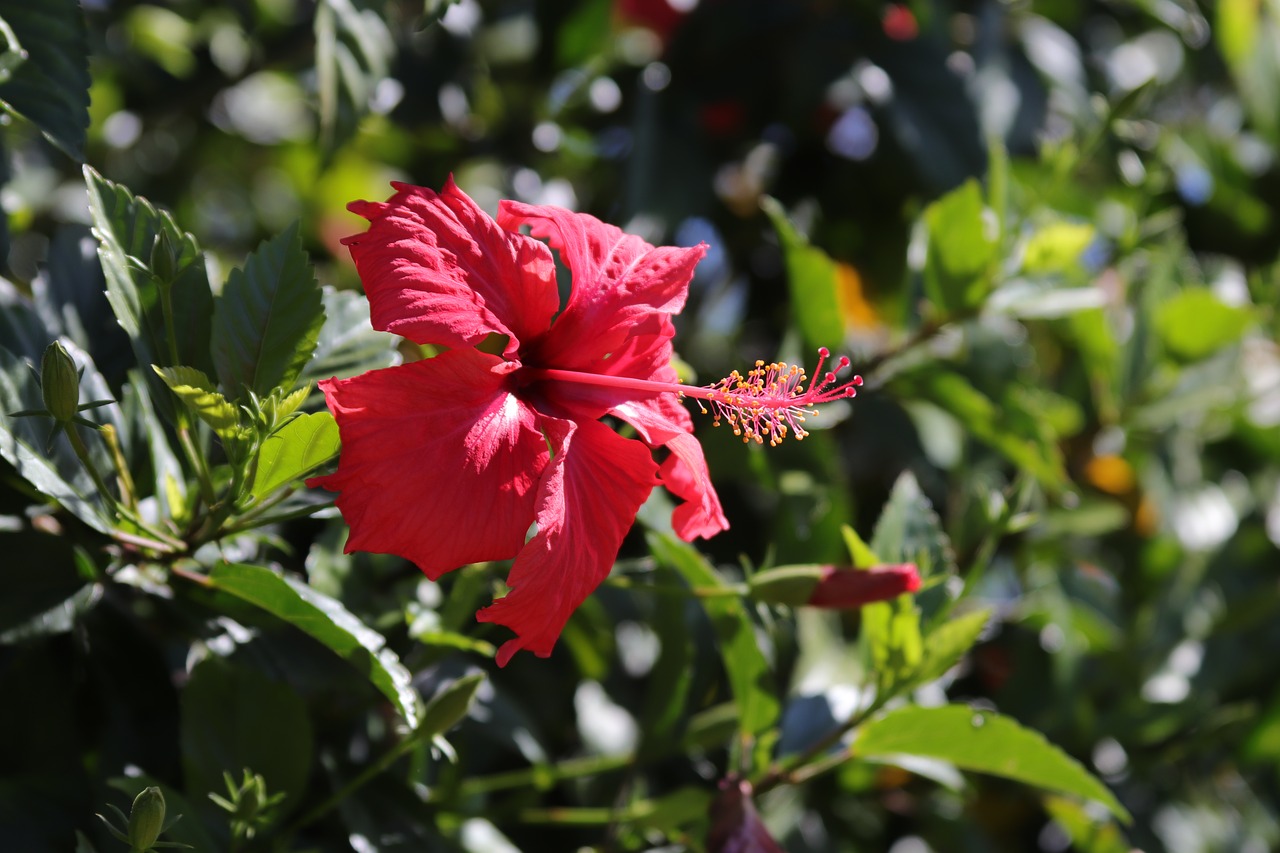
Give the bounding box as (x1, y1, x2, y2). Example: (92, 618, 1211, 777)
(207, 562, 421, 728)
(923, 179, 997, 315)
(855, 704, 1130, 822)
(250, 411, 339, 498)
(1154, 288, 1252, 361)
(153, 365, 239, 436)
(762, 196, 845, 351)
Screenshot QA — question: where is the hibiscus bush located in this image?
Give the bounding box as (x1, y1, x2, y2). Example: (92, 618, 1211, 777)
(4, 1, 1280, 851)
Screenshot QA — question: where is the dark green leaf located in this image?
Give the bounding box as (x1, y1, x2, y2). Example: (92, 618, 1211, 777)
(647, 533, 779, 740)
(639, 565, 695, 758)
(206, 562, 421, 728)
(855, 704, 1130, 822)
(761, 196, 845, 351)
(84, 166, 215, 379)
(416, 673, 484, 740)
(212, 222, 324, 399)
(0, 0, 91, 159)
(180, 658, 312, 822)
(924, 179, 998, 315)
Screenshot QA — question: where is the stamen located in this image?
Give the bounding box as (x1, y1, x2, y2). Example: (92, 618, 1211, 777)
(702, 347, 862, 445)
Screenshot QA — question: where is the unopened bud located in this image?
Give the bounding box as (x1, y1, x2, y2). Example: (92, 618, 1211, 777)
(40, 341, 80, 423)
(748, 563, 921, 609)
(128, 786, 167, 850)
(150, 229, 179, 284)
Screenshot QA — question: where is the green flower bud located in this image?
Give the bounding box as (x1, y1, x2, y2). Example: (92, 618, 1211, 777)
(150, 229, 179, 284)
(128, 786, 166, 851)
(746, 564, 824, 607)
(40, 341, 81, 423)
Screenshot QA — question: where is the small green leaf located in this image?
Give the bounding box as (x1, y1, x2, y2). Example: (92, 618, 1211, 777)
(0, 1, 90, 159)
(909, 608, 990, 688)
(1022, 222, 1095, 275)
(762, 196, 845, 350)
(206, 562, 420, 728)
(212, 222, 324, 400)
(250, 411, 339, 499)
(153, 366, 239, 435)
(1154, 288, 1252, 361)
(923, 179, 998, 315)
(840, 524, 879, 569)
(416, 673, 484, 741)
(855, 704, 1130, 822)
(647, 533, 779, 741)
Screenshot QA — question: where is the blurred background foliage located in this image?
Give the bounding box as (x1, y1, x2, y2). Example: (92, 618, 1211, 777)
(3, 0, 1280, 851)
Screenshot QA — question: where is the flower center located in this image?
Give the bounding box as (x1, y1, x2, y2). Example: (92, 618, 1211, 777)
(524, 347, 863, 446)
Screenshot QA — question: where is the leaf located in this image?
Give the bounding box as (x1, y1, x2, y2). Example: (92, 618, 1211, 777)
(1043, 796, 1131, 853)
(761, 196, 845, 350)
(840, 524, 879, 569)
(1022, 222, 1095, 275)
(870, 471, 956, 579)
(206, 562, 420, 728)
(854, 704, 1130, 822)
(1154, 288, 1252, 361)
(250, 411, 339, 498)
(153, 365, 240, 435)
(638, 565, 695, 758)
(120, 369, 186, 519)
(860, 597, 922, 697)
(212, 222, 325, 399)
(315, 0, 393, 155)
(923, 179, 998, 315)
(84, 166, 216, 379)
(909, 608, 990, 688)
(299, 286, 400, 385)
(647, 533, 780, 740)
(180, 658, 312, 822)
(0, 0, 91, 159)
(415, 673, 484, 740)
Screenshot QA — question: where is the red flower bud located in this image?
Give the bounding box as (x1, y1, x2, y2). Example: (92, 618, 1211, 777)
(806, 563, 921, 609)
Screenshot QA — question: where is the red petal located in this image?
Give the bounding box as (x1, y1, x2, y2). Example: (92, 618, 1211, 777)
(612, 391, 729, 541)
(497, 200, 705, 368)
(309, 348, 548, 578)
(476, 416, 658, 665)
(806, 564, 922, 608)
(343, 179, 560, 356)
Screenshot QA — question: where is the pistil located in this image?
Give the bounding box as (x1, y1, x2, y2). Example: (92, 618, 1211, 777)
(526, 347, 863, 446)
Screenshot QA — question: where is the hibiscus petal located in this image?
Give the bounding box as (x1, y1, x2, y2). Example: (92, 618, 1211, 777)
(476, 416, 658, 665)
(309, 348, 548, 578)
(611, 392, 729, 541)
(344, 179, 560, 356)
(497, 200, 705, 367)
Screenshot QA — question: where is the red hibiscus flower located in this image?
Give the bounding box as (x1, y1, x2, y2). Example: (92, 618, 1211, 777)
(312, 179, 861, 665)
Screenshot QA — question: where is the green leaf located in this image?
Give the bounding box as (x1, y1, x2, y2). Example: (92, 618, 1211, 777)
(909, 608, 990, 688)
(0, 0, 90, 159)
(860, 597, 922, 697)
(250, 411, 339, 498)
(84, 167, 215, 378)
(314, 0, 393, 155)
(923, 179, 998, 315)
(1154, 288, 1252, 361)
(761, 196, 845, 350)
(300, 286, 400, 385)
(153, 365, 240, 436)
(870, 471, 956, 579)
(854, 704, 1130, 822)
(647, 533, 780, 740)
(206, 562, 421, 728)
(1022, 222, 1095, 275)
(840, 524, 879, 569)
(212, 222, 324, 399)
(180, 658, 312, 821)
(1043, 796, 1130, 853)
(416, 673, 484, 740)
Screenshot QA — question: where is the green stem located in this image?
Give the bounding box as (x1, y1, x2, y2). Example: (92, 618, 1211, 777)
(285, 737, 419, 834)
(752, 694, 889, 795)
(454, 753, 635, 799)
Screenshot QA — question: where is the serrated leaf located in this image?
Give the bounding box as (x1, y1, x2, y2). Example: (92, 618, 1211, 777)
(0, 0, 91, 159)
(212, 222, 324, 399)
(415, 673, 484, 741)
(1154, 288, 1252, 361)
(924, 179, 998, 315)
(870, 471, 956, 579)
(300, 286, 399, 384)
(206, 562, 420, 728)
(153, 365, 239, 435)
(762, 196, 845, 351)
(647, 533, 779, 740)
(855, 704, 1130, 822)
(250, 411, 339, 498)
(84, 167, 215, 380)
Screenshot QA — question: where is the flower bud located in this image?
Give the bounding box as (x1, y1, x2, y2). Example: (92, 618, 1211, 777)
(128, 786, 167, 850)
(40, 341, 80, 423)
(748, 563, 921, 609)
(150, 229, 179, 284)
